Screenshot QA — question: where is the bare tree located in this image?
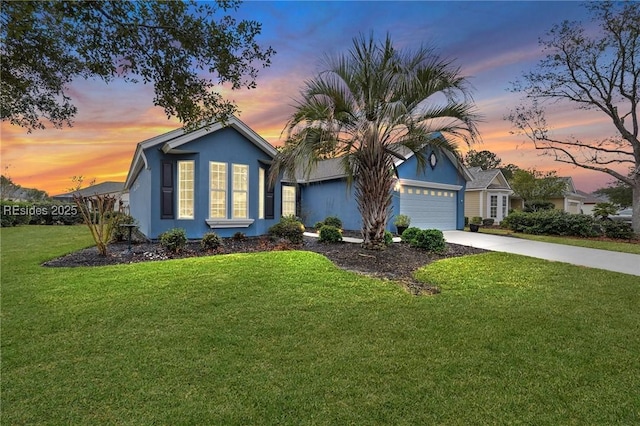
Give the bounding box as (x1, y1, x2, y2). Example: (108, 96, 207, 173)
(507, 1, 639, 233)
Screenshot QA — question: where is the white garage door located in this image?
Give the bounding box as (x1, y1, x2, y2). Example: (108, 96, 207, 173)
(399, 186, 457, 230)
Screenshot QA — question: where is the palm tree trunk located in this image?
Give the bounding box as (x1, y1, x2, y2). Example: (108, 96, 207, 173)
(355, 141, 394, 249)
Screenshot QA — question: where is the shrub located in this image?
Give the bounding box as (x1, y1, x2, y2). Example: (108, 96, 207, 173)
(268, 216, 305, 244)
(314, 221, 325, 230)
(201, 232, 223, 250)
(393, 214, 411, 227)
(502, 210, 601, 238)
(384, 230, 394, 246)
(401, 227, 421, 244)
(601, 220, 634, 240)
(524, 201, 555, 212)
(159, 228, 187, 253)
(592, 202, 618, 220)
(1, 201, 32, 226)
(482, 218, 495, 226)
(470, 216, 483, 225)
(318, 225, 342, 243)
(232, 232, 246, 241)
(410, 229, 446, 253)
(108, 212, 137, 242)
(323, 216, 343, 229)
(464, 216, 469, 227)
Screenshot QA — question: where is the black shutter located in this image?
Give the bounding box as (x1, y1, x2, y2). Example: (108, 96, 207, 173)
(161, 161, 174, 219)
(295, 185, 301, 218)
(265, 167, 275, 219)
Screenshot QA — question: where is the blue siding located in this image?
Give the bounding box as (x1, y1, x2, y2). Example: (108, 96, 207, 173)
(301, 148, 468, 232)
(396, 150, 468, 230)
(130, 125, 468, 238)
(139, 127, 282, 239)
(129, 167, 152, 236)
(300, 180, 362, 230)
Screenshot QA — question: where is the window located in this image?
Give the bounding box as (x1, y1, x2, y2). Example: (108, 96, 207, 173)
(209, 162, 227, 218)
(258, 167, 265, 219)
(502, 195, 508, 219)
(490, 195, 498, 218)
(177, 160, 194, 219)
(282, 185, 296, 217)
(232, 164, 248, 219)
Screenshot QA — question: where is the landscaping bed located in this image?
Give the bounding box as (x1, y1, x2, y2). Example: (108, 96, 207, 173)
(43, 233, 486, 295)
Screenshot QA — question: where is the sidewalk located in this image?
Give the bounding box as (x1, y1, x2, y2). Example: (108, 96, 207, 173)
(443, 231, 640, 277)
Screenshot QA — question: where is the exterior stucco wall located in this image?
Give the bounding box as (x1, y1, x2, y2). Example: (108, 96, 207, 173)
(300, 180, 363, 230)
(128, 168, 152, 237)
(300, 148, 467, 231)
(139, 127, 282, 239)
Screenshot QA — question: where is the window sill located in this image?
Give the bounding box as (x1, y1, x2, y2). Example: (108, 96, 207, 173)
(206, 219, 255, 228)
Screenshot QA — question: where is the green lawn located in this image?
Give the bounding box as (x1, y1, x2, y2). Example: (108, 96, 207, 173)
(476, 226, 640, 254)
(2, 226, 639, 424)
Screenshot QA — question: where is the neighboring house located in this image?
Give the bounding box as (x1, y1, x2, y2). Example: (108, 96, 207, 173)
(576, 190, 609, 215)
(2, 187, 29, 202)
(53, 181, 129, 212)
(124, 117, 471, 239)
(464, 167, 512, 224)
(510, 176, 584, 213)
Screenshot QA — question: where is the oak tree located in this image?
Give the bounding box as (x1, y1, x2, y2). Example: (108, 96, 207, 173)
(1, 1, 274, 132)
(507, 1, 640, 233)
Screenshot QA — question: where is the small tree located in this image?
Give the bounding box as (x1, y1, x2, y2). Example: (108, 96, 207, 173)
(509, 169, 566, 207)
(594, 180, 633, 209)
(592, 202, 618, 220)
(463, 150, 503, 170)
(70, 176, 116, 256)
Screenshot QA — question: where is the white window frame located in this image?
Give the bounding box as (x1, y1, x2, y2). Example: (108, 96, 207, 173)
(490, 195, 498, 219)
(177, 160, 194, 219)
(282, 185, 296, 217)
(232, 164, 249, 219)
(502, 195, 508, 220)
(209, 161, 227, 219)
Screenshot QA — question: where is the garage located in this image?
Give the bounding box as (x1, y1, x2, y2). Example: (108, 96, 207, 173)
(399, 184, 458, 230)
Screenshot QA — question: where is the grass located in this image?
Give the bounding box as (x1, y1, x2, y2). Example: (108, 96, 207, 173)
(476, 226, 640, 254)
(2, 226, 640, 424)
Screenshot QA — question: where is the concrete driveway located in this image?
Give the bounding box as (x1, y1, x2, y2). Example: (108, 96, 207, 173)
(443, 231, 640, 277)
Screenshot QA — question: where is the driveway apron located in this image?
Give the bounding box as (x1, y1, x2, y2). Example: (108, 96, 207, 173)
(443, 231, 640, 277)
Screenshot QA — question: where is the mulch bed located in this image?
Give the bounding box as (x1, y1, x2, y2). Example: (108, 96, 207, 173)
(43, 234, 487, 295)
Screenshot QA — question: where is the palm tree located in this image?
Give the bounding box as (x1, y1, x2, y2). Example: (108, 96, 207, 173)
(273, 33, 480, 249)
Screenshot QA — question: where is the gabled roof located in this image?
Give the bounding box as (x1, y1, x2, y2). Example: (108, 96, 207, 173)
(576, 190, 609, 204)
(560, 177, 584, 198)
(465, 167, 512, 191)
(53, 181, 125, 198)
(284, 142, 473, 184)
(124, 116, 279, 189)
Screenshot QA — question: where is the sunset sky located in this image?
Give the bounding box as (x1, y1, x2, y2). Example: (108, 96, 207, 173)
(1, 1, 619, 196)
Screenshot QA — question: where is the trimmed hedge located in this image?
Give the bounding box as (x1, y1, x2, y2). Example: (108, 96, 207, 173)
(401, 227, 446, 253)
(318, 225, 342, 243)
(601, 220, 634, 240)
(401, 227, 421, 244)
(502, 210, 600, 238)
(201, 232, 223, 250)
(268, 216, 305, 244)
(1, 201, 83, 226)
(159, 228, 187, 253)
(411, 229, 446, 253)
